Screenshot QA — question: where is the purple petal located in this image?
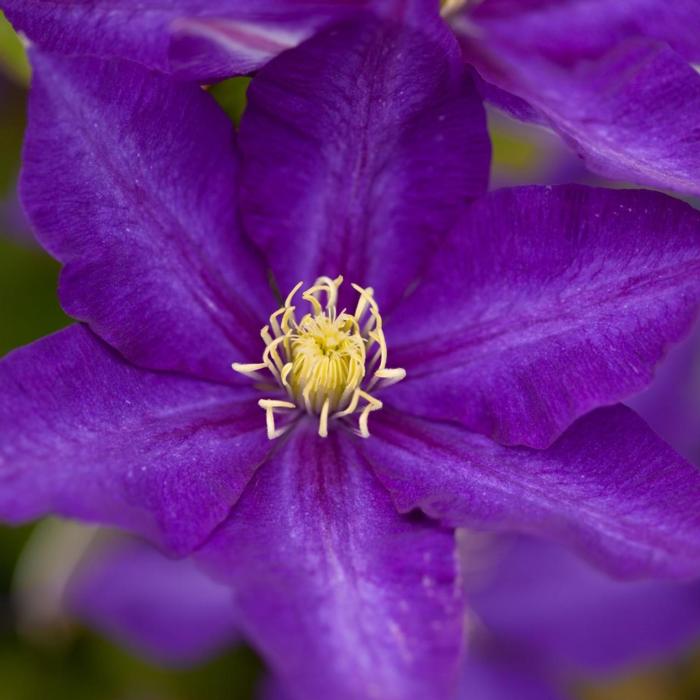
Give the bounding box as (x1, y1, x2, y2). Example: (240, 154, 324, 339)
(388, 185, 700, 448)
(366, 405, 700, 579)
(22, 51, 271, 384)
(2, 1, 365, 80)
(457, 656, 566, 700)
(238, 16, 489, 311)
(1, 0, 177, 72)
(197, 422, 464, 700)
(67, 534, 238, 666)
(0, 325, 270, 554)
(467, 0, 700, 64)
(3, 1, 441, 82)
(466, 535, 700, 675)
(452, 4, 700, 194)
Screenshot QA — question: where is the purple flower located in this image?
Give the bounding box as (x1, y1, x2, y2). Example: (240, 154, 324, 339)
(4, 1, 700, 194)
(3, 14, 700, 700)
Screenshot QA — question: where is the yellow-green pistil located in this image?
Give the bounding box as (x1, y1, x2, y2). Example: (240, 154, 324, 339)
(233, 276, 405, 439)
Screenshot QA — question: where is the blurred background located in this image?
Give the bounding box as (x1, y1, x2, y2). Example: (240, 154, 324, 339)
(2, 11, 700, 700)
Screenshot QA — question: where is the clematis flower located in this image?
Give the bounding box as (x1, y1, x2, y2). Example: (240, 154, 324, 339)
(4, 15, 700, 700)
(5, 0, 700, 196)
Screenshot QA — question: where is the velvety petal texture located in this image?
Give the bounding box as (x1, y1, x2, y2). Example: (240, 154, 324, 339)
(366, 406, 700, 579)
(22, 51, 271, 384)
(466, 535, 700, 676)
(198, 423, 464, 700)
(67, 535, 239, 665)
(388, 185, 700, 447)
(0, 326, 270, 554)
(452, 2, 700, 194)
(239, 16, 489, 311)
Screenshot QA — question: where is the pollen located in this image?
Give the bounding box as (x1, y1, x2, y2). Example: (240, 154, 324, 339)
(232, 276, 405, 440)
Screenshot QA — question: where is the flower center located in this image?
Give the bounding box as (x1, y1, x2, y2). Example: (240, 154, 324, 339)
(288, 312, 366, 411)
(232, 276, 405, 440)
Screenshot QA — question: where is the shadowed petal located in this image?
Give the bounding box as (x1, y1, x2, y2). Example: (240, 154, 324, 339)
(466, 535, 700, 676)
(22, 51, 272, 384)
(198, 422, 464, 700)
(452, 2, 700, 194)
(366, 406, 700, 579)
(0, 326, 270, 554)
(67, 534, 239, 666)
(239, 16, 489, 311)
(388, 185, 700, 448)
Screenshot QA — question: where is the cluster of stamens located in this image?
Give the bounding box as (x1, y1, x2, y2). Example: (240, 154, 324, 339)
(233, 276, 405, 440)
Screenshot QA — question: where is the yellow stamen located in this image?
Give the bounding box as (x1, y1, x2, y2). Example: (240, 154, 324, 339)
(258, 399, 296, 440)
(233, 276, 405, 439)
